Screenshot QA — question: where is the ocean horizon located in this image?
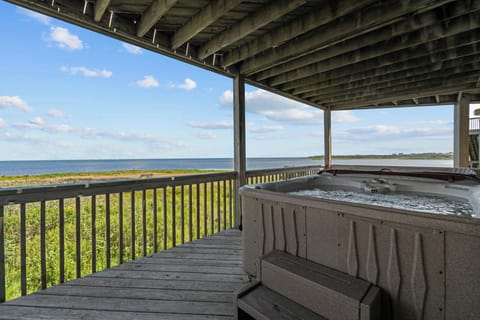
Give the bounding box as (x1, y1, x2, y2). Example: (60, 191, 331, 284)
(0, 158, 454, 176)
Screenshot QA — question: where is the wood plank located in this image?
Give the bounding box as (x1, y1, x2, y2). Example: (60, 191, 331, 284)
(132, 256, 243, 267)
(238, 285, 327, 320)
(282, 36, 480, 92)
(265, 6, 479, 86)
(39, 285, 234, 303)
(222, 0, 377, 67)
(112, 262, 243, 275)
(5, 295, 233, 316)
(0, 306, 231, 320)
(68, 276, 244, 292)
(137, 0, 178, 37)
(304, 60, 480, 101)
(171, 0, 242, 50)
(146, 252, 241, 261)
(295, 49, 480, 96)
(198, 0, 306, 60)
(315, 72, 479, 106)
(89, 269, 245, 282)
(240, 0, 457, 74)
(165, 246, 242, 255)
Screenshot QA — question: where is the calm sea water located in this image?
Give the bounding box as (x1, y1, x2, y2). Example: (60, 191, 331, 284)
(0, 158, 453, 176)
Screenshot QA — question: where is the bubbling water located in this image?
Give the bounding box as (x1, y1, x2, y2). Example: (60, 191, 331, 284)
(289, 188, 474, 217)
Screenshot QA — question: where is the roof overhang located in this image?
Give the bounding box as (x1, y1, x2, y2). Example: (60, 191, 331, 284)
(6, 0, 480, 110)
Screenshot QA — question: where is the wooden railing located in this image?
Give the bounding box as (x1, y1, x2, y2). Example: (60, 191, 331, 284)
(470, 117, 480, 131)
(0, 166, 320, 302)
(246, 165, 321, 184)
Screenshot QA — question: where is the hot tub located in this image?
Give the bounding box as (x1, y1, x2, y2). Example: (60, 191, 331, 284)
(240, 167, 480, 319)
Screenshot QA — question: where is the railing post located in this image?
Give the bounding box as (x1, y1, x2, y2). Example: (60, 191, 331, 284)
(234, 74, 246, 229)
(324, 108, 332, 169)
(454, 93, 470, 167)
(0, 205, 5, 302)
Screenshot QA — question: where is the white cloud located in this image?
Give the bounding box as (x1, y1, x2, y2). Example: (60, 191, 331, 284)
(195, 131, 216, 140)
(60, 66, 112, 78)
(135, 75, 159, 88)
(47, 109, 66, 118)
(333, 111, 360, 123)
(122, 43, 143, 55)
(0, 96, 33, 112)
(187, 120, 232, 129)
(0, 118, 6, 127)
(14, 117, 73, 133)
(30, 117, 45, 126)
(46, 26, 83, 50)
(169, 78, 197, 90)
(17, 7, 52, 25)
(248, 124, 284, 133)
(335, 125, 453, 141)
(80, 127, 186, 148)
(408, 120, 453, 126)
(220, 89, 358, 125)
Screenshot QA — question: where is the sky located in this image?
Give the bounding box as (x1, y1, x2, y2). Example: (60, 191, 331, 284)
(0, 1, 479, 160)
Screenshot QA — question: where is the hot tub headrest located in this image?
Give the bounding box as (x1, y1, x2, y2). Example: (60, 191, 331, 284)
(318, 168, 480, 183)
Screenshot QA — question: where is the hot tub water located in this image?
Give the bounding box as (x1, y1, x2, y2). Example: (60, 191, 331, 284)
(289, 188, 474, 217)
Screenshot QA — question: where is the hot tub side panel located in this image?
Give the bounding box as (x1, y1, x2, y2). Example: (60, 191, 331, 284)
(241, 187, 480, 319)
(242, 193, 307, 277)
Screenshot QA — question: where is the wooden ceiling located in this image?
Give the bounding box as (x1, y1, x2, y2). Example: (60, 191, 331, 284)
(8, 0, 480, 110)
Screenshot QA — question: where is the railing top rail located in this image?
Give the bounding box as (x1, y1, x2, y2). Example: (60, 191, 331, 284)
(0, 171, 237, 205)
(0, 165, 323, 205)
(246, 165, 322, 177)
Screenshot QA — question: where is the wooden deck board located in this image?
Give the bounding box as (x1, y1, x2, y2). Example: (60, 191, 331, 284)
(0, 229, 246, 319)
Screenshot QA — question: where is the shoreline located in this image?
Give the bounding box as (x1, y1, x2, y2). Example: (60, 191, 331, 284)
(0, 169, 218, 188)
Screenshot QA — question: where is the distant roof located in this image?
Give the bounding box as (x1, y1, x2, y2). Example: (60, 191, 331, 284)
(8, 0, 480, 110)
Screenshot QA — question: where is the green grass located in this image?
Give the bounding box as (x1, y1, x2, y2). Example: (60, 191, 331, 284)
(0, 171, 234, 301)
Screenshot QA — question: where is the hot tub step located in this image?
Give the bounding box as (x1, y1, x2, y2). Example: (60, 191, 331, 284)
(261, 250, 380, 320)
(235, 282, 327, 320)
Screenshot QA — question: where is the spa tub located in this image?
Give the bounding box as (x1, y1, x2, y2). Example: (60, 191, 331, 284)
(240, 167, 480, 319)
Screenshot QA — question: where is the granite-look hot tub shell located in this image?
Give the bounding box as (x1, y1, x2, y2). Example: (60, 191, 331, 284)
(240, 172, 480, 319)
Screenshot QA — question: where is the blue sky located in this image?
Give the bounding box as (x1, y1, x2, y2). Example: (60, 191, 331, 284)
(0, 1, 478, 160)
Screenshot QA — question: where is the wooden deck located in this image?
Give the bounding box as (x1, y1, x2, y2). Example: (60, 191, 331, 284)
(0, 229, 246, 320)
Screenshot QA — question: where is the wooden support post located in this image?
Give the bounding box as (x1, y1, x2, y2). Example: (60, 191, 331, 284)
(454, 93, 470, 167)
(234, 74, 246, 229)
(324, 108, 332, 169)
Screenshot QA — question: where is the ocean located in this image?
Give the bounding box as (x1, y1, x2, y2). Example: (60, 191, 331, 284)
(0, 158, 453, 176)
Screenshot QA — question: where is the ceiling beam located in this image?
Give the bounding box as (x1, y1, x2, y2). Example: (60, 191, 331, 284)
(197, 0, 306, 60)
(329, 83, 479, 109)
(281, 33, 480, 92)
(326, 94, 460, 110)
(300, 58, 480, 100)
(222, 0, 377, 67)
(171, 0, 242, 50)
(240, 0, 457, 75)
(290, 43, 480, 96)
(293, 50, 480, 97)
(94, 0, 111, 22)
(304, 67, 480, 104)
(137, 0, 178, 37)
(267, 13, 480, 87)
(314, 74, 479, 107)
(256, 1, 476, 81)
